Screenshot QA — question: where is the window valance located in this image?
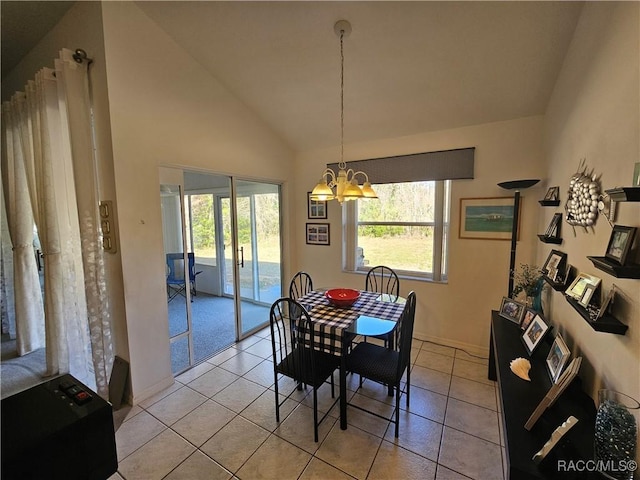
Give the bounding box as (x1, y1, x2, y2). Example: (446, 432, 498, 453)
(328, 147, 475, 184)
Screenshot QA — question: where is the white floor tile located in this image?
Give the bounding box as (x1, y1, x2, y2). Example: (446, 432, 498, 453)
(111, 336, 513, 480)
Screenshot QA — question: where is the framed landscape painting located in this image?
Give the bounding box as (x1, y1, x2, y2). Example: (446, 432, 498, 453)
(459, 197, 518, 240)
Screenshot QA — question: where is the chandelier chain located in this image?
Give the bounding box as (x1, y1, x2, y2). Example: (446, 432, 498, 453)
(339, 28, 345, 169)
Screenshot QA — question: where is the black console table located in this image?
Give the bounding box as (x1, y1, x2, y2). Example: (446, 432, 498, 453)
(489, 312, 600, 479)
(1, 374, 118, 480)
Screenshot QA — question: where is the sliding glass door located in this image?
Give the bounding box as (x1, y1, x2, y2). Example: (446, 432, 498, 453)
(161, 170, 282, 375)
(234, 180, 282, 337)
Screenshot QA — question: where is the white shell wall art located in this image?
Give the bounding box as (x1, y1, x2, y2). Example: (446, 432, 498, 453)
(510, 357, 532, 381)
(565, 158, 601, 231)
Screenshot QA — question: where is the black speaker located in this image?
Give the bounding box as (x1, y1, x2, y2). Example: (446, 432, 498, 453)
(1, 374, 118, 480)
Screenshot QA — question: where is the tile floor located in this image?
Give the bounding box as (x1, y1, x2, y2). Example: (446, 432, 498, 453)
(109, 329, 506, 480)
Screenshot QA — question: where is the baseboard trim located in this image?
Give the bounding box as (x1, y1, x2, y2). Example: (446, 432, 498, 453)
(128, 375, 175, 406)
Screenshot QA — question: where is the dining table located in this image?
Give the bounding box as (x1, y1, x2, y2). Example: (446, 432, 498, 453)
(296, 289, 406, 429)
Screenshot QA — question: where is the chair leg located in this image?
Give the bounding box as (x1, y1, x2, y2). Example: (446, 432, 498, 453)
(274, 374, 280, 422)
(330, 373, 335, 398)
(406, 367, 411, 408)
(313, 389, 319, 442)
(395, 384, 400, 438)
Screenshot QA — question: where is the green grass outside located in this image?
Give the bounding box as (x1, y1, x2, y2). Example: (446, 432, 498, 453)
(196, 234, 434, 285)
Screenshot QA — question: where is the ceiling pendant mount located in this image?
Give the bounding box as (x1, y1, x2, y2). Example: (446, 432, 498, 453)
(310, 20, 378, 205)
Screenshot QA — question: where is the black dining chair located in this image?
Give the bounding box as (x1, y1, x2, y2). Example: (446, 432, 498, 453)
(345, 291, 416, 438)
(363, 265, 400, 347)
(269, 297, 340, 442)
(289, 271, 313, 300)
(365, 265, 400, 302)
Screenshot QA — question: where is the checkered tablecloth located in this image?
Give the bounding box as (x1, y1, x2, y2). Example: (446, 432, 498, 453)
(297, 290, 406, 356)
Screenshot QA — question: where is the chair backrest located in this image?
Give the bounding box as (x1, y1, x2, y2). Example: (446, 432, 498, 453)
(166, 253, 186, 283)
(289, 271, 313, 300)
(186, 253, 198, 282)
(166, 253, 197, 283)
(395, 291, 416, 378)
(365, 265, 400, 300)
(269, 297, 316, 381)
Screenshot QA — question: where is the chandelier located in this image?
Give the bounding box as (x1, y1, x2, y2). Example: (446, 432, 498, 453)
(310, 20, 378, 204)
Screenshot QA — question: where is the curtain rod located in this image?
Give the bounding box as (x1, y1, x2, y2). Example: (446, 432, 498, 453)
(72, 49, 93, 65)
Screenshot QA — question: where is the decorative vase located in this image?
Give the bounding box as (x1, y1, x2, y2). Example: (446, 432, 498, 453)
(594, 389, 639, 480)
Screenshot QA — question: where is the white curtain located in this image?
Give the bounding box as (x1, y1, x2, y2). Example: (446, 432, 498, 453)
(0, 49, 113, 397)
(1, 97, 46, 356)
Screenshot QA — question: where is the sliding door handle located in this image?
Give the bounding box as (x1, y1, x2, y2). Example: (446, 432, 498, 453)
(237, 246, 244, 268)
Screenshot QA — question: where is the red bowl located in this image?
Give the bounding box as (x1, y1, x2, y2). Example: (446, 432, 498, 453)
(325, 288, 360, 308)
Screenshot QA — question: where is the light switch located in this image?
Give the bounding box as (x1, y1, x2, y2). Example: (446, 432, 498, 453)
(99, 200, 117, 253)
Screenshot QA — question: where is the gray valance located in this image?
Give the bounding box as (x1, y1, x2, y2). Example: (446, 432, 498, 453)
(329, 147, 475, 184)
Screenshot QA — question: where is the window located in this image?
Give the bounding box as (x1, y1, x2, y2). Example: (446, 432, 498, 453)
(337, 147, 473, 281)
(185, 194, 217, 266)
(345, 180, 451, 281)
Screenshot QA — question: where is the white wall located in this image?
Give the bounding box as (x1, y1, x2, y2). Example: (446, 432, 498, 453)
(103, 2, 292, 402)
(295, 115, 546, 355)
(100, 1, 295, 402)
(542, 1, 639, 410)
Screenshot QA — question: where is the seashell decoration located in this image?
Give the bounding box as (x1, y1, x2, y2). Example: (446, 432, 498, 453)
(510, 357, 532, 381)
(565, 158, 601, 231)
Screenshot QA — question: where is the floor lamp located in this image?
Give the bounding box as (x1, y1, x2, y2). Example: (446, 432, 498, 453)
(498, 179, 540, 298)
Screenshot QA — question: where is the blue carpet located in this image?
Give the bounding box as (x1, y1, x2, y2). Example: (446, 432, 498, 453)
(168, 293, 270, 374)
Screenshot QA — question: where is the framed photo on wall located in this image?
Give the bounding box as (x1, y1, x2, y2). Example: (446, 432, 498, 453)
(542, 249, 566, 282)
(307, 192, 328, 219)
(459, 197, 518, 240)
(605, 225, 636, 266)
(543, 186, 560, 201)
(565, 272, 601, 301)
(306, 223, 330, 245)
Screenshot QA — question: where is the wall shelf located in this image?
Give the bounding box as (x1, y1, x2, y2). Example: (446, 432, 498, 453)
(537, 234, 562, 244)
(605, 186, 640, 202)
(538, 200, 560, 206)
(587, 256, 640, 279)
(565, 296, 628, 335)
(543, 276, 567, 291)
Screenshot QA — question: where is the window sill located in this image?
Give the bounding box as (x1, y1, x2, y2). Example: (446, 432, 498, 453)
(344, 268, 448, 285)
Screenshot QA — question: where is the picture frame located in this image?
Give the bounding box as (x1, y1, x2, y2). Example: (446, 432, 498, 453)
(565, 272, 601, 301)
(544, 186, 560, 201)
(306, 223, 330, 245)
(520, 307, 537, 331)
(522, 313, 550, 355)
(499, 297, 525, 324)
(459, 197, 518, 240)
(546, 334, 570, 383)
(597, 284, 616, 319)
(542, 249, 566, 282)
(307, 192, 328, 219)
(605, 225, 637, 266)
(579, 283, 597, 308)
(543, 213, 562, 238)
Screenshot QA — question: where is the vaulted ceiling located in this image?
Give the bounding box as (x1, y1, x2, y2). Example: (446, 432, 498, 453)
(2, 1, 584, 152)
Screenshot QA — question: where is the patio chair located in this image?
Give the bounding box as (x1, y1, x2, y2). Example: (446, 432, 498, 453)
(166, 252, 202, 302)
